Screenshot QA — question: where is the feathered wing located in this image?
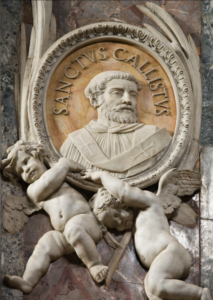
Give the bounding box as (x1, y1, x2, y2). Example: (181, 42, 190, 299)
(3, 195, 40, 233)
(157, 169, 201, 226)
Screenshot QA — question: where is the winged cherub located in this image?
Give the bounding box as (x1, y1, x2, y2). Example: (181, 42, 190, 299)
(1, 141, 134, 294)
(83, 170, 212, 300)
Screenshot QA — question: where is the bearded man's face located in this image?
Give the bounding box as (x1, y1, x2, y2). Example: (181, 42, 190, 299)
(99, 79, 138, 124)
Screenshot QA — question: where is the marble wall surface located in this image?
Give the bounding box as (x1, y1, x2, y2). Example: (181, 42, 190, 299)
(201, 0, 213, 145)
(1, 1, 24, 299)
(201, 147, 213, 295)
(200, 1, 213, 293)
(1, 0, 212, 299)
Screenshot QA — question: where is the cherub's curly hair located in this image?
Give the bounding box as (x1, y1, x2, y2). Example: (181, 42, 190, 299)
(1, 140, 47, 186)
(89, 187, 126, 218)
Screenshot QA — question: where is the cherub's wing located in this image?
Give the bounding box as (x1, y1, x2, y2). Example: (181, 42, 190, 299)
(3, 195, 40, 233)
(171, 203, 197, 227)
(157, 169, 201, 225)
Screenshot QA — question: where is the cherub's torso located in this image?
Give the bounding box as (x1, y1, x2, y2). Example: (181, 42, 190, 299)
(134, 203, 176, 268)
(36, 182, 91, 232)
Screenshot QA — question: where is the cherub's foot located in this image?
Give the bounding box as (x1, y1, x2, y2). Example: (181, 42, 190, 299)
(89, 265, 109, 283)
(3, 275, 33, 294)
(201, 288, 212, 300)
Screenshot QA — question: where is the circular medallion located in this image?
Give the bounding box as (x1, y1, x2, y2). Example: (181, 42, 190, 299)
(31, 23, 193, 191)
(46, 42, 177, 150)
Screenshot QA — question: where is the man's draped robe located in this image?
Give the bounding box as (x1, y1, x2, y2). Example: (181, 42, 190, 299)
(60, 121, 172, 179)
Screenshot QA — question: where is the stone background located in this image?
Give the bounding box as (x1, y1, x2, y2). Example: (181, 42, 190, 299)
(1, 0, 212, 299)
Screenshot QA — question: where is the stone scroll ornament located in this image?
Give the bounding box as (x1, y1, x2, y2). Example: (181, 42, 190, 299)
(1, 2, 209, 300)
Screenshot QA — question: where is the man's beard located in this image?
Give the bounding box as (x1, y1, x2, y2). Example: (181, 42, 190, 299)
(101, 103, 138, 124)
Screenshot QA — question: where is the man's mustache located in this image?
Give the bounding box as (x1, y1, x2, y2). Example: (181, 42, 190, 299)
(113, 104, 136, 112)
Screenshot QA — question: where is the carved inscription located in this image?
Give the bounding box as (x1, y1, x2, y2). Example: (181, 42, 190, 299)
(98, 47, 107, 60)
(53, 47, 170, 116)
(64, 67, 79, 79)
(54, 80, 71, 115)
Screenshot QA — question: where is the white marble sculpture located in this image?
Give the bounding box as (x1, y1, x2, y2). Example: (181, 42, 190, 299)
(1, 141, 134, 294)
(1, 1, 207, 297)
(60, 71, 172, 178)
(83, 170, 212, 300)
(2, 140, 211, 299)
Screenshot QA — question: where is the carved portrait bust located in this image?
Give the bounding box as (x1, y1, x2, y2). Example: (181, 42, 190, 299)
(2, 1, 210, 299)
(60, 71, 172, 178)
(31, 22, 198, 190)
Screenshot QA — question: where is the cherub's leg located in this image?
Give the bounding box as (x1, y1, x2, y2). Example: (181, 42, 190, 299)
(4, 231, 73, 294)
(144, 275, 164, 300)
(64, 213, 108, 283)
(144, 241, 212, 300)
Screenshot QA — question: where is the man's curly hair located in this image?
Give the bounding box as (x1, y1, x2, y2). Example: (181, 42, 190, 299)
(1, 140, 47, 186)
(84, 71, 141, 108)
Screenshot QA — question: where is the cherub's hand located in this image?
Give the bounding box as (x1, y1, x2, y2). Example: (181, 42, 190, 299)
(81, 169, 103, 183)
(59, 158, 84, 173)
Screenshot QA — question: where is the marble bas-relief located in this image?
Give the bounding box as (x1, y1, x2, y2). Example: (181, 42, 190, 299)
(2, 140, 212, 300)
(84, 170, 212, 300)
(1, 1, 206, 298)
(60, 71, 172, 178)
(1, 141, 134, 294)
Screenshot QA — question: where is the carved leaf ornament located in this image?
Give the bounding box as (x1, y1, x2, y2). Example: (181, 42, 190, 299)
(30, 3, 201, 191)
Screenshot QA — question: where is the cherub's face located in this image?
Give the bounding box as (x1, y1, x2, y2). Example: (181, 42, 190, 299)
(98, 205, 134, 231)
(13, 151, 47, 184)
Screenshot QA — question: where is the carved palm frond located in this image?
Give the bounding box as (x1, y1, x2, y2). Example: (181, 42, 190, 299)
(137, 2, 202, 170)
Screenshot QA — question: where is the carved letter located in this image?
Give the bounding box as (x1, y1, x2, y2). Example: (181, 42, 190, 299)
(150, 82, 164, 91)
(56, 80, 72, 93)
(54, 96, 69, 106)
(98, 47, 107, 60)
(148, 77, 162, 84)
(152, 85, 168, 98)
(142, 68, 157, 80)
(126, 54, 139, 68)
(154, 99, 169, 109)
(155, 109, 169, 116)
(64, 67, 79, 79)
(53, 108, 68, 115)
(113, 48, 128, 61)
(83, 50, 95, 63)
(152, 91, 168, 98)
(72, 57, 86, 69)
(136, 60, 150, 73)
(72, 50, 95, 69)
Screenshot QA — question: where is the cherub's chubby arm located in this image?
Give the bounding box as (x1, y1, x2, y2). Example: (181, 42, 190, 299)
(82, 170, 159, 209)
(27, 158, 83, 204)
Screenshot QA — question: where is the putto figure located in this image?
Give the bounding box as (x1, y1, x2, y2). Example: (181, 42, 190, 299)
(60, 71, 172, 178)
(83, 170, 212, 300)
(1, 141, 134, 294)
